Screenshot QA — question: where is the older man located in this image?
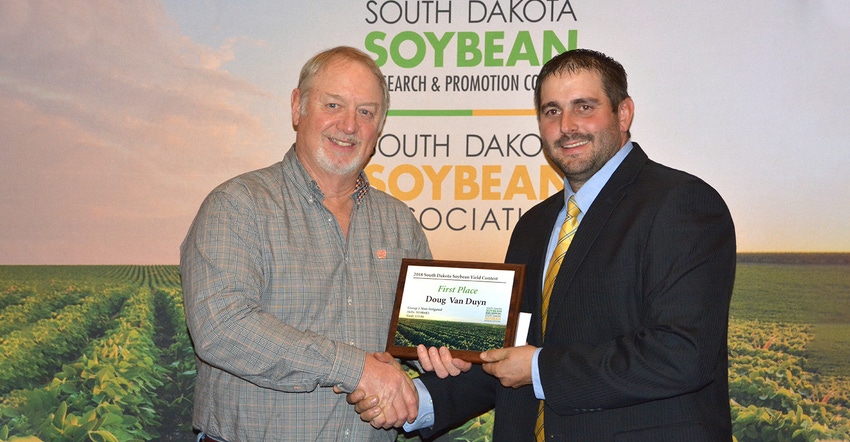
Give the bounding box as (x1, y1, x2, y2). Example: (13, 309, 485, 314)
(181, 46, 431, 441)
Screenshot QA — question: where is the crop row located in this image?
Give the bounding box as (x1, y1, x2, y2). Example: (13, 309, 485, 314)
(152, 287, 197, 439)
(0, 288, 85, 337)
(0, 287, 130, 395)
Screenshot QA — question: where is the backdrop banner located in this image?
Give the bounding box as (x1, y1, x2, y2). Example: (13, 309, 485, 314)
(0, 1, 848, 441)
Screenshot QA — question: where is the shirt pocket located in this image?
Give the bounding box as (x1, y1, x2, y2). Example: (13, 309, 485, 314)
(368, 246, 421, 294)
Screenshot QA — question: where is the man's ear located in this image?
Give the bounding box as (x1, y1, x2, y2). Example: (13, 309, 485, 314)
(618, 97, 635, 133)
(291, 88, 302, 129)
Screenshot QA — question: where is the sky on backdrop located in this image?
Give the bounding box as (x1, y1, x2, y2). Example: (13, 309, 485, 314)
(0, 0, 848, 264)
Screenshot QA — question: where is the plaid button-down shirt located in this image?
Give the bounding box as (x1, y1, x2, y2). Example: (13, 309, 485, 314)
(181, 146, 432, 441)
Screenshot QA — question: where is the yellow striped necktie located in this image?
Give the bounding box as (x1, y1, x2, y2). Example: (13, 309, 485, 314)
(535, 195, 580, 442)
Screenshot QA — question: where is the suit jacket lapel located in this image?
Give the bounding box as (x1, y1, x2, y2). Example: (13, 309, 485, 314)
(543, 144, 649, 336)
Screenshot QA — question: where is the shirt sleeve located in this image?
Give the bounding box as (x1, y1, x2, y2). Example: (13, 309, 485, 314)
(532, 347, 545, 399)
(180, 186, 365, 393)
(403, 378, 436, 432)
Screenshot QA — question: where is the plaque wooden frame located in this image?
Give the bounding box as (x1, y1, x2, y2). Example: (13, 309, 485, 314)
(385, 259, 525, 363)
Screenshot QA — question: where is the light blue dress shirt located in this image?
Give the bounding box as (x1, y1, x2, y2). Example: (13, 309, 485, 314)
(531, 140, 633, 399)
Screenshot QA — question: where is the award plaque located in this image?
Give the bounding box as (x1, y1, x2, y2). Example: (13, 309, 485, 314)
(385, 259, 525, 363)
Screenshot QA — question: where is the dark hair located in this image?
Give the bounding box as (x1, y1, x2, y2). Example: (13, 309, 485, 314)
(534, 49, 629, 115)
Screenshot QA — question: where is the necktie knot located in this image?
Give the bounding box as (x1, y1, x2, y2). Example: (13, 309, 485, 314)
(567, 196, 580, 220)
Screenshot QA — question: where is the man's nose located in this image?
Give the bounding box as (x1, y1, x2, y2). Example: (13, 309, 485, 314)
(338, 109, 357, 134)
(560, 112, 578, 134)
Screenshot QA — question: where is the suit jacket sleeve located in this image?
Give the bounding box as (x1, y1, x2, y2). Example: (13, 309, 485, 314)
(415, 365, 507, 438)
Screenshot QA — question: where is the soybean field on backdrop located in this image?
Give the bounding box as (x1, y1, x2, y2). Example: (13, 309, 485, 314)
(1, 254, 849, 441)
(0, 266, 195, 441)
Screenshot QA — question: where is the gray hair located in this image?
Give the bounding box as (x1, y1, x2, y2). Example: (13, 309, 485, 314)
(297, 46, 389, 129)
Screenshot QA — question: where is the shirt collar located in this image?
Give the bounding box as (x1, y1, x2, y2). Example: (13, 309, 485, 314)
(353, 174, 370, 205)
(284, 144, 371, 206)
(564, 140, 634, 218)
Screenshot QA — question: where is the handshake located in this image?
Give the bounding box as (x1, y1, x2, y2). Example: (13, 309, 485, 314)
(338, 343, 538, 429)
(335, 344, 472, 429)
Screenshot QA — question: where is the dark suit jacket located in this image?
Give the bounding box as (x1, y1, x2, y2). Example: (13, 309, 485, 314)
(418, 144, 736, 441)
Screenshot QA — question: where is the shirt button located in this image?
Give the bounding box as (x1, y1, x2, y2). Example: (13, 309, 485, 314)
(347, 296, 353, 305)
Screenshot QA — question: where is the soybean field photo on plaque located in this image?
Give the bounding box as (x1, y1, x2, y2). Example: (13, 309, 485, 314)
(394, 317, 506, 353)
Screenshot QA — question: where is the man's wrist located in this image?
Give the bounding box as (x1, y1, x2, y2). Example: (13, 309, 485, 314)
(532, 347, 545, 400)
(403, 378, 435, 432)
